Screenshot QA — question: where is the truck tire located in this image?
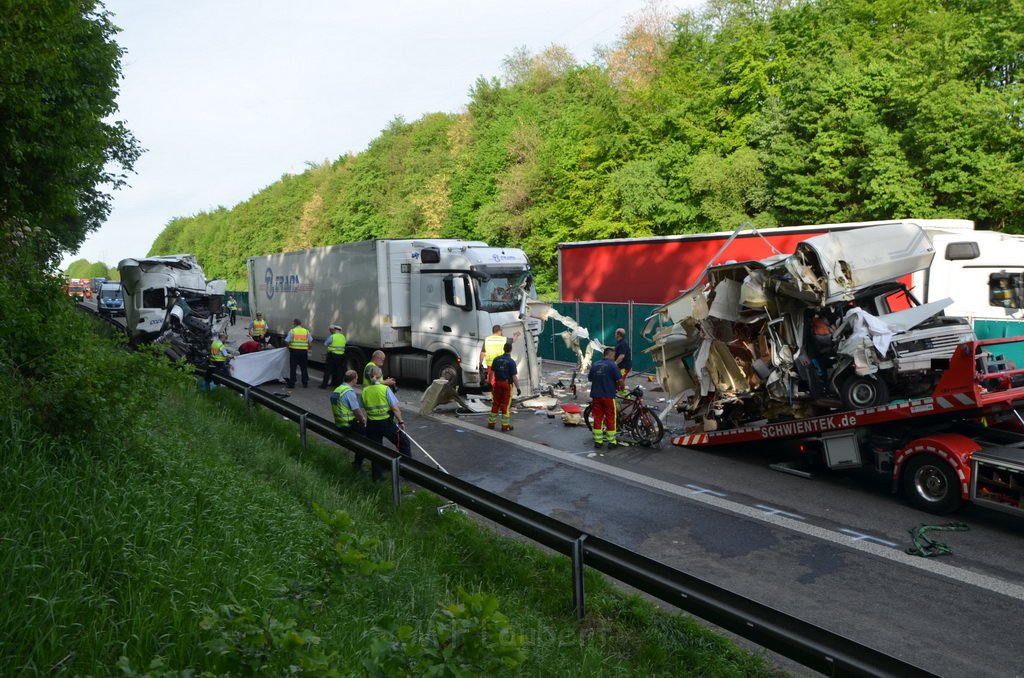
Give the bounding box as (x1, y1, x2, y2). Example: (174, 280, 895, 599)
(431, 354, 461, 389)
(343, 347, 365, 377)
(902, 454, 963, 514)
(839, 374, 889, 410)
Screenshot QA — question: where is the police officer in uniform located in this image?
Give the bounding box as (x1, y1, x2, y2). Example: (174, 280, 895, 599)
(205, 331, 233, 391)
(330, 370, 368, 468)
(248, 312, 269, 345)
(362, 364, 411, 481)
(363, 349, 396, 388)
(226, 295, 239, 326)
(284, 318, 311, 388)
(319, 323, 347, 389)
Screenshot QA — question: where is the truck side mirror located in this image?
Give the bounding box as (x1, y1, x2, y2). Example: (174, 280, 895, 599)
(989, 271, 1022, 309)
(945, 241, 980, 261)
(443, 274, 473, 311)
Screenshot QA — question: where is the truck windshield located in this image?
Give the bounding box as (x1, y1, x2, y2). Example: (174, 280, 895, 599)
(476, 268, 534, 313)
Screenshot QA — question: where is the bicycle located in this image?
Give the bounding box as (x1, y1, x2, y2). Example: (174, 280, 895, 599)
(582, 385, 665, 446)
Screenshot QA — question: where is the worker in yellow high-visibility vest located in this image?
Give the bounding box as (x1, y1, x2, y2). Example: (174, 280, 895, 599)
(284, 318, 311, 388)
(479, 324, 519, 390)
(362, 364, 411, 482)
(248, 312, 269, 345)
(204, 331, 234, 391)
(319, 323, 347, 389)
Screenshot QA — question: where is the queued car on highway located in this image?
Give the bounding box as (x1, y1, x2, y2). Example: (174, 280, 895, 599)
(96, 281, 125, 317)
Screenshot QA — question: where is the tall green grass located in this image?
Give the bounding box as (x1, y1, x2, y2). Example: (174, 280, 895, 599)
(0, 277, 783, 676)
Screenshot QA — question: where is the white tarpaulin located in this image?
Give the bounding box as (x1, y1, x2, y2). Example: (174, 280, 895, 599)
(229, 347, 289, 386)
(837, 307, 894, 356)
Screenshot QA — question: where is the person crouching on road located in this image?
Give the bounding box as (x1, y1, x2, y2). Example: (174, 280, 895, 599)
(205, 331, 234, 391)
(331, 369, 369, 468)
(487, 342, 521, 432)
(320, 323, 347, 389)
(285, 318, 311, 388)
(238, 338, 263, 355)
(588, 346, 621, 449)
(362, 364, 411, 482)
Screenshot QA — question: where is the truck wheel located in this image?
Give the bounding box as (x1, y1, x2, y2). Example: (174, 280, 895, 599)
(431, 355, 461, 389)
(840, 375, 889, 410)
(902, 454, 963, 514)
(343, 348, 365, 376)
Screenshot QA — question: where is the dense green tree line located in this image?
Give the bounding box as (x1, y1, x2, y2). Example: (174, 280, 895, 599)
(151, 0, 1024, 296)
(1, 0, 140, 267)
(64, 258, 119, 279)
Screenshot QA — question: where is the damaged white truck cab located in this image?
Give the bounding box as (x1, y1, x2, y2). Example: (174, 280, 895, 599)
(118, 254, 228, 358)
(647, 223, 976, 430)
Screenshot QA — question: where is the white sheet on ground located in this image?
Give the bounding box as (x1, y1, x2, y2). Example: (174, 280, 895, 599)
(229, 347, 289, 386)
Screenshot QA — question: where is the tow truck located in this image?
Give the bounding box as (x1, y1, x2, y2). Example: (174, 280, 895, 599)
(672, 337, 1024, 516)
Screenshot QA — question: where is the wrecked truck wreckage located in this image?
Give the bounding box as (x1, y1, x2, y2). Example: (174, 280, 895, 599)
(118, 254, 229, 366)
(644, 223, 975, 432)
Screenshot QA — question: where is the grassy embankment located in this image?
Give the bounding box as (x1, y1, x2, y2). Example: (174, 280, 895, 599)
(1, 292, 783, 676)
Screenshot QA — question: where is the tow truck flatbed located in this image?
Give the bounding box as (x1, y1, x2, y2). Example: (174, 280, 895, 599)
(671, 338, 1024, 515)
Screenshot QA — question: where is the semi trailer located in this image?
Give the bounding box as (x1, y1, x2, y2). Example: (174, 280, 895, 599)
(247, 239, 542, 393)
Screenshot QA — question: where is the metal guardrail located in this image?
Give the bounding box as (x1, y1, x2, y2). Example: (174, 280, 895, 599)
(202, 368, 937, 677)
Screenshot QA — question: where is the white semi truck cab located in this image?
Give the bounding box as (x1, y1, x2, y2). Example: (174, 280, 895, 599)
(247, 239, 541, 393)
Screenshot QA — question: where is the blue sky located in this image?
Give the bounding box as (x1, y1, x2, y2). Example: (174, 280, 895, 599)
(63, 0, 692, 269)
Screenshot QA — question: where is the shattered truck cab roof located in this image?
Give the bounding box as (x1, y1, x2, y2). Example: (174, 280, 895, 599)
(785, 222, 936, 305)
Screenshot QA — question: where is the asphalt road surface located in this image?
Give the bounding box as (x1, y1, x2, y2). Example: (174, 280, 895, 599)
(107, 308, 1024, 676)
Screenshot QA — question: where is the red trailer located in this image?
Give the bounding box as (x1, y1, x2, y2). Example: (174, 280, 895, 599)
(672, 337, 1024, 516)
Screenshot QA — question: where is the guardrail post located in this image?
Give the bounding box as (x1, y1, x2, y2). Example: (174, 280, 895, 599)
(391, 458, 402, 505)
(572, 535, 587, 620)
(299, 413, 307, 449)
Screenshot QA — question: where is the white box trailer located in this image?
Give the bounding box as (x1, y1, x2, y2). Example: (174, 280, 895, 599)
(247, 239, 542, 393)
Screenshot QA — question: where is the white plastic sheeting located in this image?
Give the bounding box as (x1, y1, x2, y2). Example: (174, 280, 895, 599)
(229, 347, 289, 386)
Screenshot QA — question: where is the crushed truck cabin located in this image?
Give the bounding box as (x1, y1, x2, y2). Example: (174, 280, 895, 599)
(645, 223, 977, 432)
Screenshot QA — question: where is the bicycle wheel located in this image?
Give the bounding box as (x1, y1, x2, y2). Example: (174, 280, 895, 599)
(632, 406, 665, 446)
(582, 404, 594, 431)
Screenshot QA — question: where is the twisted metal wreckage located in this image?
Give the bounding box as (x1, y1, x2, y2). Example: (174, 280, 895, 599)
(642, 223, 976, 432)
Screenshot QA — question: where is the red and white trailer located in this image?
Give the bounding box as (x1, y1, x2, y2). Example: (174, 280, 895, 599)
(672, 337, 1024, 515)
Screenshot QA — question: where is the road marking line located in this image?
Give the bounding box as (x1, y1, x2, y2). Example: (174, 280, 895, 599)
(685, 484, 727, 497)
(753, 504, 806, 520)
(838, 528, 899, 548)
